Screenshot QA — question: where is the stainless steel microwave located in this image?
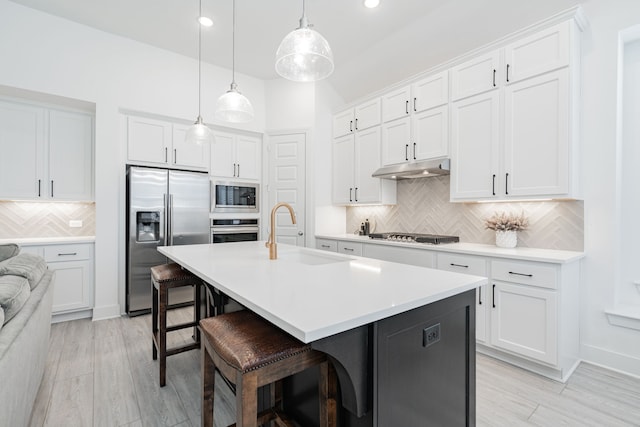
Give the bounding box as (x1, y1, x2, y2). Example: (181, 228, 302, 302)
(211, 181, 259, 213)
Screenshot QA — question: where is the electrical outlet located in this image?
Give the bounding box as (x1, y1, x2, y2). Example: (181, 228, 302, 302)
(423, 323, 441, 348)
(69, 220, 83, 228)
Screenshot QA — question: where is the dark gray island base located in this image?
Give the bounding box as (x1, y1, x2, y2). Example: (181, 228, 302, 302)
(281, 289, 476, 427)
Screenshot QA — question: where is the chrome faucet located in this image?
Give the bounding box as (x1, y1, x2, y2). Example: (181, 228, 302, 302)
(265, 202, 296, 260)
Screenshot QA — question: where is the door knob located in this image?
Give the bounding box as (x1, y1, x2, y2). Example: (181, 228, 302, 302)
(298, 231, 304, 236)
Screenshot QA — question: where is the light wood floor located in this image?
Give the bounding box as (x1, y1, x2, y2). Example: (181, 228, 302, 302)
(29, 308, 640, 427)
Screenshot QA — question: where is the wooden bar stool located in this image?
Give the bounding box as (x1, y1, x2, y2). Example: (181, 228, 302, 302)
(151, 262, 203, 387)
(199, 310, 337, 427)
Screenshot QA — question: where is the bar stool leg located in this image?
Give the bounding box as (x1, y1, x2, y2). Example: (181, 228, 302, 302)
(159, 284, 168, 387)
(319, 361, 338, 427)
(152, 281, 158, 361)
(193, 283, 202, 343)
(201, 343, 215, 427)
(237, 371, 259, 427)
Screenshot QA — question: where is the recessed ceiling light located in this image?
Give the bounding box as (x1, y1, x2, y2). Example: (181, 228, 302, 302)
(198, 16, 213, 27)
(364, 0, 380, 8)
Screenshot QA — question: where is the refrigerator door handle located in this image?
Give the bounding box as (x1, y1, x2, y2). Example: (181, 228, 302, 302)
(169, 194, 174, 246)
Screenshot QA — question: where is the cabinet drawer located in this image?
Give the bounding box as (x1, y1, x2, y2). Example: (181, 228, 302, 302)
(491, 260, 557, 289)
(337, 241, 363, 256)
(316, 239, 338, 252)
(437, 253, 487, 276)
(44, 244, 92, 262)
(363, 244, 434, 268)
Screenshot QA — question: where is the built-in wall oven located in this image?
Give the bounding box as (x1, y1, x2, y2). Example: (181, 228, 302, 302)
(211, 218, 260, 243)
(211, 181, 259, 214)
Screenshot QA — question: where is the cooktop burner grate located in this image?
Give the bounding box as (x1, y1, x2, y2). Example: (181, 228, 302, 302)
(368, 232, 460, 244)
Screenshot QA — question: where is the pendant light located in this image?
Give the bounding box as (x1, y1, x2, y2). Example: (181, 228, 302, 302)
(215, 0, 254, 123)
(185, 0, 214, 144)
(275, 0, 334, 82)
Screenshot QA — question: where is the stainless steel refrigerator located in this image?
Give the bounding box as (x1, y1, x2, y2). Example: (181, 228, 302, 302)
(126, 166, 210, 315)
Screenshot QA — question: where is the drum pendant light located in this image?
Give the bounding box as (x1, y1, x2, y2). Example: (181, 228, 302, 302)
(185, 0, 214, 144)
(215, 0, 254, 123)
(275, 0, 334, 82)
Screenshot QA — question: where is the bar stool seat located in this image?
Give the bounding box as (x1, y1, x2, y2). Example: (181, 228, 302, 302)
(151, 262, 203, 387)
(200, 310, 337, 427)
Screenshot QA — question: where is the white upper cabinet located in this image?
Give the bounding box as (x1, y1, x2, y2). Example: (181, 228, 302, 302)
(381, 70, 450, 166)
(451, 20, 580, 201)
(48, 110, 93, 200)
(0, 100, 93, 201)
(127, 116, 209, 171)
(171, 124, 211, 170)
(504, 23, 569, 84)
(332, 128, 396, 205)
(333, 98, 381, 138)
(210, 131, 261, 181)
(451, 51, 500, 101)
(0, 101, 44, 199)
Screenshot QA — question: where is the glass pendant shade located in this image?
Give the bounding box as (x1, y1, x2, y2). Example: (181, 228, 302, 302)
(216, 83, 254, 123)
(185, 116, 214, 144)
(275, 17, 334, 82)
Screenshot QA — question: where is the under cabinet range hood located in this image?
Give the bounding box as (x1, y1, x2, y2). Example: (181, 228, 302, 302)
(372, 159, 450, 180)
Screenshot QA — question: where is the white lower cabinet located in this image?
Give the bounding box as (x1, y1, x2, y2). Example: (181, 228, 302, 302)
(315, 237, 580, 381)
(437, 253, 488, 343)
(490, 281, 557, 364)
(22, 242, 94, 319)
(363, 243, 434, 268)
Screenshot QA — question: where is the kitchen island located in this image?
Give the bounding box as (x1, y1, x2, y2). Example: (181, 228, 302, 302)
(159, 241, 487, 426)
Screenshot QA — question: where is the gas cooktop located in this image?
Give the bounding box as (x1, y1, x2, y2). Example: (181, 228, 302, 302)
(368, 232, 460, 245)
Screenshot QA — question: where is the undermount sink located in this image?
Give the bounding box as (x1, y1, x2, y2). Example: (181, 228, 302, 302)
(278, 251, 352, 266)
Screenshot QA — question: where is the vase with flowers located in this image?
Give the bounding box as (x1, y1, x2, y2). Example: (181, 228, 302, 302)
(484, 211, 529, 248)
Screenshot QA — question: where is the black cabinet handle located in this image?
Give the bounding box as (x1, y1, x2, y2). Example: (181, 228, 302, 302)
(355, 118, 358, 130)
(405, 100, 409, 115)
(405, 144, 409, 161)
(450, 263, 469, 268)
(321, 244, 331, 248)
(50, 180, 54, 197)
(505, 173, 509, 195)
(165, 147, 168, 163)
(493, 69, 496, 87)
(492, 174, 496, 196)
(413, 142, 417, 160)
(506, 64, 510, 82)
(350, 120, 353, 132)
(174, 148, 177, 164)
(57, 252, 77, 256)
(492, 284, 496, 308)
(478, 287, 482, 305)
(354, 187, 358, 202)
(413, 97, 417, 112)
(349, 188, 353, 202)
(237, 164, 240, 177)
(38, 179, 41, 197)
(508, 271, 533, 278)
(343, 247, 354, 252)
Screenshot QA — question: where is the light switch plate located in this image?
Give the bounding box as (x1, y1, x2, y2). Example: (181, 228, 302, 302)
(69, 220, 83, 228)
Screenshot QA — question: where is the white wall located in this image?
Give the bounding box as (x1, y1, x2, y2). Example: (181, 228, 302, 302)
(0, 0, 266, 319)
(578, 0, 640, 376)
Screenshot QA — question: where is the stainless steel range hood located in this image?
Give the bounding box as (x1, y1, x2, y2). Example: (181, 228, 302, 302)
(372, 159, 450, 180)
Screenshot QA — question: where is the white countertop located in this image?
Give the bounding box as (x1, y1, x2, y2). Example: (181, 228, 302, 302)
(316, 234, 584, 264)
(159, 241, 486, 343)
(0, 236, 96, 245)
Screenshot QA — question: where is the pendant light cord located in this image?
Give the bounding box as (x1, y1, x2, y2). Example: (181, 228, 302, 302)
(197, 0, 203, 118)
(231, 0, 236, 85)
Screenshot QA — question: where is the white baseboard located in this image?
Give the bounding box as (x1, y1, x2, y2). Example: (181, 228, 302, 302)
(52, 309, 92, 324)
(92, 303, 121, 321)
(581, 343, 640, 378)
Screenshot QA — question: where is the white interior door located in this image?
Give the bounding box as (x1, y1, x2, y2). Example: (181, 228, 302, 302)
(267, 131, 306, 247)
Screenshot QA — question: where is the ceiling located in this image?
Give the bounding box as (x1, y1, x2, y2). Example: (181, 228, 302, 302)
(8, 0, 584, 102)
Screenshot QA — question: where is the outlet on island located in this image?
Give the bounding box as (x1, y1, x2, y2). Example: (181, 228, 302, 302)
(69, 220, 83, 228)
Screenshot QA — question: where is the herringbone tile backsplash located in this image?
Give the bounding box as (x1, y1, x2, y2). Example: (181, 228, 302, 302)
(347, 176, 584, 251)
(0, 201, 95, 238)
